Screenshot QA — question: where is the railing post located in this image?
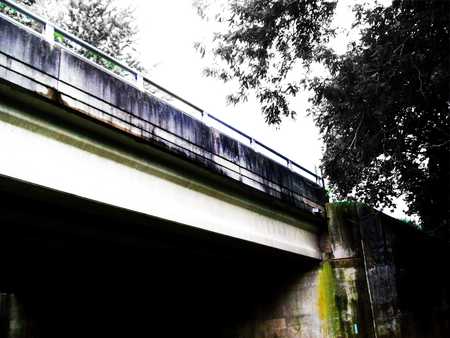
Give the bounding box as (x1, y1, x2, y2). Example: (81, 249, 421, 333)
(135, 73, 144, 90)
(201, 111, 210, 126)
(250, 138, 260, 152)
(286, 159, 293, 171)
(44, 22, 54, 43)
(320, 168, 326, 188)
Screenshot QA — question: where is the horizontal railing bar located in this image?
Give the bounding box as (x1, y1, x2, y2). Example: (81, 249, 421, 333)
(254, 140, 319, 179)
(1, 0, 46, 23)
(206, 114, 252, 141)
(208, 115, 321, 183)
(143, 78, 204, 114)
(0, 10, 41, 36)
(1, 0, 324, 186)
(53, 27, 137, 76)
(2, 0, 137, 76)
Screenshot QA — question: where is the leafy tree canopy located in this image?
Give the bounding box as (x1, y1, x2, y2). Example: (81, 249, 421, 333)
(197, 0, 450, 239)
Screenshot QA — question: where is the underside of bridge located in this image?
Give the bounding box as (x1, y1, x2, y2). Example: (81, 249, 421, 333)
(0, 177, 318, 338)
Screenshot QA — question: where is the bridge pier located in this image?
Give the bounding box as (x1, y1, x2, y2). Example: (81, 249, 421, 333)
(234, 260, 368, 338)
(236, 202, 450, 338)
(236, 268, 321, 337)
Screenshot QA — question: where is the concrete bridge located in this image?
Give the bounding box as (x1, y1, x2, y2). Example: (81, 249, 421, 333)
(0, 2, 449, 338)
(0, 3, 327, 337)
(0, 5, 327, 259)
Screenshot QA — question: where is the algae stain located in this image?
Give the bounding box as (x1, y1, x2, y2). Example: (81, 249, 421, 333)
(318, 261, 342, 337)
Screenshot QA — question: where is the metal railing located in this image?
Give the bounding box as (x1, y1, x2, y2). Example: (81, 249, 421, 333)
(0, 0, 325, 187)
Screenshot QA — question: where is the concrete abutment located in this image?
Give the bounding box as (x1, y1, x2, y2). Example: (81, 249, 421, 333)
(230, 203, 450, 338)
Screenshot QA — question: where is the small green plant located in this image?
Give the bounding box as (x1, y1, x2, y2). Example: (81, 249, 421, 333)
(53, 31, 65, 43)
(333, 200, 356, 208)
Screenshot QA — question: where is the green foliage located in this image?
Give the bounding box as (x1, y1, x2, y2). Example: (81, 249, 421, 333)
(333, 200, 357, 208)
(53, 30, 64, 43)
(199, 0, 450, 239)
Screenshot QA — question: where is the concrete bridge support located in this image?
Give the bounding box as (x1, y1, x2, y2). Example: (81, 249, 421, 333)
(323, 203, 450, 338)
(224, 203, 450, 338)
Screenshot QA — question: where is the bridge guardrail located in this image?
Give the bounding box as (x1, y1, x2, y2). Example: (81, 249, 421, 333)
(0, 0, 325, 188)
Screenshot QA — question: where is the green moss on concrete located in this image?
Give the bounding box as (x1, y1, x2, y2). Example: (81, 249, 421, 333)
(318, 261, 343, 337)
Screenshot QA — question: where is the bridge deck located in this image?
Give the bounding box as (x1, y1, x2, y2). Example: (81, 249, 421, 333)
(0, 11, 326, 214)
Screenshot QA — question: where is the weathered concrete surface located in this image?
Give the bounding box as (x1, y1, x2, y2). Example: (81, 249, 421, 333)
(0, 16, 60, 78)
(232, 258, 374, 338)
(236, 267, 322, 338)
(0, 15, 326, 215)
(326, 202, 450, 338)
